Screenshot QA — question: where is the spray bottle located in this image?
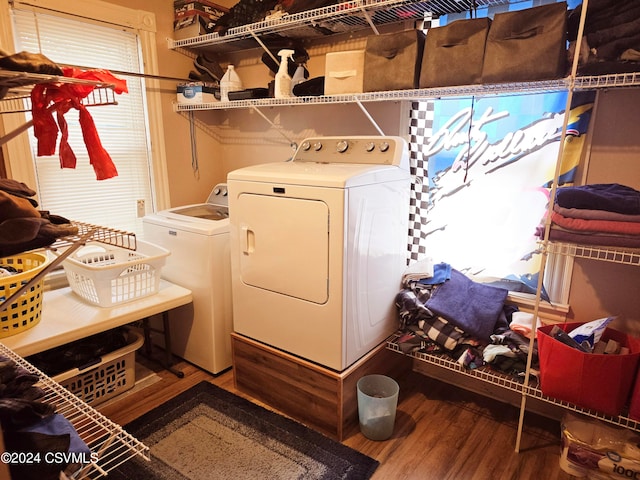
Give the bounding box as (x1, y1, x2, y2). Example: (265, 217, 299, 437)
(274, 49, 295, 99)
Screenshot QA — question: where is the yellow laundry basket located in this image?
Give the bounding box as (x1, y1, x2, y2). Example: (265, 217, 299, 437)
(0, 251, 49, 338)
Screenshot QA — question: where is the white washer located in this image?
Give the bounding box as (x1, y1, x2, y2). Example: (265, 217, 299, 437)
(228, 136, 410, 371)
(142, 184, 232, 374)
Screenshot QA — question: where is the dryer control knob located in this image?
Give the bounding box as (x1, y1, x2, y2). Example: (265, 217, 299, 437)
(336, 140, 349, 153)
(379, 142, 390, 152)
(313, 142, 323, 151)
(365, 142, 376, 152)
(301, 141, 311, 151)
(213, 187, 221, 195)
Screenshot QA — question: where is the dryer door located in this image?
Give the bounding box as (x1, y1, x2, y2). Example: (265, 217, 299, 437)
(236, 193, 329, 304)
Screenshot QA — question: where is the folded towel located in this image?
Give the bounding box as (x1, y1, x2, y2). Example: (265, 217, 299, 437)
(555, 183, 640, 215)
(509, 311, 537, 339)
(418, 262, 452, 285)
(402, 257, 434, 285)
(551, 211, 640, 235)
(542, 224, 640, 248)
(426, 268, 508, 341)
(554, 203, 640, 223)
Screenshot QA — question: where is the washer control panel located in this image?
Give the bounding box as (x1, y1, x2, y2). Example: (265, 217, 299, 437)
(205, 182, 229, 207)
(294, 136, 407, 167)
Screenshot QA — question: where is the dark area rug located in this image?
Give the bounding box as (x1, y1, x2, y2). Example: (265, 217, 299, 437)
(110, 381, 379, 479)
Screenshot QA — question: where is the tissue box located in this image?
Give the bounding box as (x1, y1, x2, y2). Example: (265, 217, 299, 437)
(537, 322, 640, 416)
(324, 50, 365, 95)
(177, 82, 217, 104)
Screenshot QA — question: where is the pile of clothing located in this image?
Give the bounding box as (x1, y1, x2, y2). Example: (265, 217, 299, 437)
(0, 355, 90, 480)
(567, 0, 640, 75)
(0, 179, 77, 257)
(538, 183, 640, 248)
(394, 260, 539, 379)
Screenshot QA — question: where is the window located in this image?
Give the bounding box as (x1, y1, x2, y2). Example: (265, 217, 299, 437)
(1, 0, 169, 235)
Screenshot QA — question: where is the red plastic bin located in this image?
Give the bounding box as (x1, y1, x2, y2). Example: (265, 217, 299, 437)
(537, 322, 640, 416)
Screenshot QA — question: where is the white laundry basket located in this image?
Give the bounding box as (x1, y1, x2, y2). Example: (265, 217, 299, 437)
(62, 240, 169, 307)
(52, 329, 144, 406)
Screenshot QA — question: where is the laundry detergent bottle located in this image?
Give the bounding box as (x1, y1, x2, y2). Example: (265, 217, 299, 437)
(274, 49, 294, 99)
(220, 64, 243, 102)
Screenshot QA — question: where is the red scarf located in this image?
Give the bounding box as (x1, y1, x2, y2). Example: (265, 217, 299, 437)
(31, 67, 128, 180)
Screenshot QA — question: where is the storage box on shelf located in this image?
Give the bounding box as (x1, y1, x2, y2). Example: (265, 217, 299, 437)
(324, 50, 365, 95)
(0, 251, 49, 338)
(62, 239, 169, 307)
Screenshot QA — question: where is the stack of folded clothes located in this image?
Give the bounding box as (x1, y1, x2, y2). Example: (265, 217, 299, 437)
(567, 0, 640, 75)
(538, 183, 640, 248)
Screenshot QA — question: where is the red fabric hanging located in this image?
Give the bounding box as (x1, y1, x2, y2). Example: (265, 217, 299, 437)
(30, 67, 128, 180)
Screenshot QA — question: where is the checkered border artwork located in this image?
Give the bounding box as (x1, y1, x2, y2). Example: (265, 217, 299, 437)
(406, 100, 434, 264)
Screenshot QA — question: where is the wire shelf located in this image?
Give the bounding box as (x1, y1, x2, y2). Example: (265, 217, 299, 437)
(0, 342, 149, 479)
(574, 71, 640, 90)
(0, 70, 119, 116)
(546, 242, 640, 266)
(173, 70, 640, 112)
(169, 0, 514, 52)
(49, 222, 137, 252)
(386, 334, 640, 433)
(174, 78, 573, 111)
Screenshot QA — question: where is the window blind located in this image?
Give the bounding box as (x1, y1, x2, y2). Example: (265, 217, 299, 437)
(11, 8, 154, 235)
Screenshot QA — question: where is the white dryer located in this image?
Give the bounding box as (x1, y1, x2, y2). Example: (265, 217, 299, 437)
(142, 184, 232, 374)
(227, 136, 410, 371)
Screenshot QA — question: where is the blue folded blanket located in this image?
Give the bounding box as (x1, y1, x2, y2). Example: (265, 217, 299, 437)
(555, 183, 640, 215)
(426, 269, 508, 341)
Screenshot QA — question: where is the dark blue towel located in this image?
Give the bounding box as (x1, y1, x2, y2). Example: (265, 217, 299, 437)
(426, 269, 508, 341)
(555, 183, 640, 215)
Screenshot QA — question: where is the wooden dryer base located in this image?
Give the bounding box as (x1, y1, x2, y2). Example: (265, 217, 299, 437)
(231, 332, 412, 441)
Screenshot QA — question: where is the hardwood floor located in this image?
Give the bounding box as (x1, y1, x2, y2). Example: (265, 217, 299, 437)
(97, 351, 575, 480)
